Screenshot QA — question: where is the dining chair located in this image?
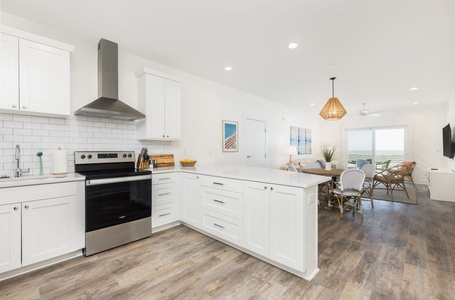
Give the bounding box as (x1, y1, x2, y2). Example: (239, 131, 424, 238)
(332, 169, 366, 219)
(288, 165, 298, 172)
(360, 163, 375, 207)
(356, 159, 369, 169)
(373, 164, 409, 201)
(305, 162, 322, 169)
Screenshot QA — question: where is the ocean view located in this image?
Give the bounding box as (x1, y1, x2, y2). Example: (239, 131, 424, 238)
(347, 150, 404, 166)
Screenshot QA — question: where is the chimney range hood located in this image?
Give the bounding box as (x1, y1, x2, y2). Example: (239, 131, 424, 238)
(74, 39, 145, 120)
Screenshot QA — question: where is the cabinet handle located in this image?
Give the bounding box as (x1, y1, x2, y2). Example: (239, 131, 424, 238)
(213, 223, 225, 229)
(12, 104, 17, 108)
(213, 182, 224, 186)
(158, 192, 171, 196)
(162, 135, 165, 137)
(24, 205, 29, 209)
(167, 135, 169, 137)
(213, 199, 225, 204)
(22, 106, 27, 109)
(270, 187, 274, 191)
(159, 177, 171, 181)
(264, 186, 267, 189)
(14, 206, 19, 211)
(159, 213, 171, 217)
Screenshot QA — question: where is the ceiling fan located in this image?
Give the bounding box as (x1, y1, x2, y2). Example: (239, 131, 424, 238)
(359, 103, 381, 116)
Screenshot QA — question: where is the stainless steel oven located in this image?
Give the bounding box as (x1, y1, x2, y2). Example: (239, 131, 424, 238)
(75, 151, 152, 256)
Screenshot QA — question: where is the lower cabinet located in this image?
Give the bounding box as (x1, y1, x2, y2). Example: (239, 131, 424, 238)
(181, 173, 201, 227)
(244, 181, 305, 271)
(152, 173, 179, 229)
(0, 181, 84, 274)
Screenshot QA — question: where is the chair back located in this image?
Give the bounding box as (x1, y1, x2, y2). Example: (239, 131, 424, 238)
(402, 161, 416, 175)
(356, 159, 370, 169)
(305, 162, 322, 169)
(339, 169, 365, 191)
(288, 165, 298, 172)
(360, 163, 375, 178)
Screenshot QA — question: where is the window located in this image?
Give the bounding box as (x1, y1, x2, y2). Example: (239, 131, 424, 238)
(346, 127, 406, 170)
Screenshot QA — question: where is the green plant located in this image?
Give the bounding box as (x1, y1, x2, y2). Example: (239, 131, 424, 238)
(321, 145, 336, 162)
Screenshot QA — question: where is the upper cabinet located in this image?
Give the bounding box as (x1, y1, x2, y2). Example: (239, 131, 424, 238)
(136, 68, 181, 141)
(0, 26, 74, 117)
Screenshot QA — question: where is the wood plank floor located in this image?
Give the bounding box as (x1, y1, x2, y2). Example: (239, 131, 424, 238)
(1, 184, 455, 299)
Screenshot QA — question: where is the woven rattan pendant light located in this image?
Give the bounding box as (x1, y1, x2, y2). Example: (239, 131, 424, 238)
(319, 77, 347, 120)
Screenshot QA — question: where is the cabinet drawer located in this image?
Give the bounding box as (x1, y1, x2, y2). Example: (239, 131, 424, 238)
(201, 209, 243, 247)
(153, 184, 176, 206)
(199, 175, 243, 193)
(153, 173, 177, 185)
(201, 187, 243, 219)
(0, 182, 76, 206)
(152, 202, 178, 228)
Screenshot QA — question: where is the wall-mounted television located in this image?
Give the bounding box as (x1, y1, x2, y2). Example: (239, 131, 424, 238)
(442, 123, 454, 158)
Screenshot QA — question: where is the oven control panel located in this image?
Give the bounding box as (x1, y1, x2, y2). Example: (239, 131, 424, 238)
(75, 151, 135, 164)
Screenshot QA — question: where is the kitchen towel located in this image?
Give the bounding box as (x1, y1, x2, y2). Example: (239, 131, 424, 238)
(52, 147, 68, 174)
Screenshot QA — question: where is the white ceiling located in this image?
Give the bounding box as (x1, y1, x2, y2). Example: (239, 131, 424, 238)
(2, 0, 455, 115)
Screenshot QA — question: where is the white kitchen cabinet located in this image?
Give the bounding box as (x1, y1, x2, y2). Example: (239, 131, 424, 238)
(181, 173, 201, 227)
(0, 27, 73, 117)
(0, 181, 84, 274)
(136, 68, 181, 140)
(243, 181, 270, 257)
(269, 184, 305, 271)
(152, 173, 179, 229)
(0, 204, 21, 273)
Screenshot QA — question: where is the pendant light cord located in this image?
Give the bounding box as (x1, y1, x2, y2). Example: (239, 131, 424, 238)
(330, 77, 336, 98)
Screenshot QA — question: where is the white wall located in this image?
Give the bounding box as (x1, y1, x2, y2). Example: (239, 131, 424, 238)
(318, 103, 448, 184)
(0, 12, 320, 176)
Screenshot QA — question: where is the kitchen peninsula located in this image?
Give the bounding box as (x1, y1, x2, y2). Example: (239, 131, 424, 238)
(172, 164, 329, 281)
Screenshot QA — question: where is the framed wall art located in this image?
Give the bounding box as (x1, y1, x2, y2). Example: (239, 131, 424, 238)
(222, 120, 238, 152)
(290, 126, 312, 155)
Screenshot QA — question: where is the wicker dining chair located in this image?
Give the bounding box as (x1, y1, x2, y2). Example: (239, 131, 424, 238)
(360, 163, 375, 208)
(373, 164, 409, 201)
(332, 169, 366, 219)
(402, 161, 417, 187)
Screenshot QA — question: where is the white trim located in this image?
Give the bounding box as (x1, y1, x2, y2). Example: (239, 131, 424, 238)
(1, 25, 75, 52)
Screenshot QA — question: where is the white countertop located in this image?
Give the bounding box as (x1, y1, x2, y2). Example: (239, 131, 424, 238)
(0, 173, 85, 189)
(151, 164, 329, 188)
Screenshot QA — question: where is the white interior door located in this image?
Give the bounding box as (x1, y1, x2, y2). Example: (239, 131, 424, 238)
(244, 118, 266, 167)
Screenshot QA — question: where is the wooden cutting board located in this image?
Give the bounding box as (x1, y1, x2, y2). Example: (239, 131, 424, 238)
(151, 154, 175, 167)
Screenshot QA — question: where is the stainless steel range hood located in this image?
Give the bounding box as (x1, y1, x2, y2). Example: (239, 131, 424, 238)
(74, 39, 145, 120)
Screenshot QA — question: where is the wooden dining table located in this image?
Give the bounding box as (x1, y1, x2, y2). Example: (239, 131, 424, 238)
(299, 168, 345, 208)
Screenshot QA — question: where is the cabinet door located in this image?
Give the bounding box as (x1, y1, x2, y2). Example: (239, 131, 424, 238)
(0, 204, 21, 273)
(19, 39, 70, 115)
(243, 182, 270, 257)
(181, 173, 201, 227)
(0, 33, 19, 111)
(269, 185, 305, 271)
(145, 75, 166, 138)
(164, 80, 181, 139)
(22, 196, 75, 266)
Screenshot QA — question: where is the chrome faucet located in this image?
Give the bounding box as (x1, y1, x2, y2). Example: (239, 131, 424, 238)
(14, 144, 22, 177)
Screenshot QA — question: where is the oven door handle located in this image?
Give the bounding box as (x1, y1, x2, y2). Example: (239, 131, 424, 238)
(86, 175, 152, 186)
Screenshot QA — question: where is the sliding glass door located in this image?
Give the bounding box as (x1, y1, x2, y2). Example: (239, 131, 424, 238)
(346, 127, 406, 170)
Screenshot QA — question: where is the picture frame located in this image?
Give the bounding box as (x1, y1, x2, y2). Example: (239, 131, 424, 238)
(222, 120, 239, 152)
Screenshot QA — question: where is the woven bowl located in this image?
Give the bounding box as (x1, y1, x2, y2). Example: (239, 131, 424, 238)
(180, 160, 197, 167)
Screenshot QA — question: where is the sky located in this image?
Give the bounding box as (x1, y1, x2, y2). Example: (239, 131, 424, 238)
(348, 128, 404, 151)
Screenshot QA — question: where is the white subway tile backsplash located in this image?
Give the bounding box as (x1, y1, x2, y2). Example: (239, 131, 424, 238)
(0, 113, 171, 176)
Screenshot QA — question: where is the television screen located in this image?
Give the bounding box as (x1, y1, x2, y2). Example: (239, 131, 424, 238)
(442, 124, 453, 158)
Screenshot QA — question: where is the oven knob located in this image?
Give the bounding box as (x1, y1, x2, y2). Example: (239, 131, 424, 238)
(88, 154, 92, 159)
(128, 154, 132, 158)
(80, 155, 86, 159)
(123, 154, 127, 158)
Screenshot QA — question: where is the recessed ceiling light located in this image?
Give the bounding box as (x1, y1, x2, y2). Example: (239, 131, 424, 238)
(288, 42, 298, 49)
(310, 103, 315, 106)
(413, 102, 419, 105)
(225, 66, 232, 71)
(410, 87, 418, 91)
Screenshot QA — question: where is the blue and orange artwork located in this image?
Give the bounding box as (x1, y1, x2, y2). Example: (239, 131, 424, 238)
(224, 121, 238, 151)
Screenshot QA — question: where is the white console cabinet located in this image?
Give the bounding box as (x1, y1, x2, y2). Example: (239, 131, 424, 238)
(428, 169, 455, 202)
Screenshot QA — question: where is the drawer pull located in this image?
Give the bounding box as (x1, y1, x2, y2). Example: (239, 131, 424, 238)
(159, 213, 171, 217)
(213, 199, 225, 204)
(159, 177, 171, 181)
(213, 182, 224, 186)
(214, 223, 225, 229)
(158, 192, 171, 196)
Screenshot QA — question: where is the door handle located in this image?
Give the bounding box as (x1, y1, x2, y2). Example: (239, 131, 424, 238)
(247, 155, 253, 158)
